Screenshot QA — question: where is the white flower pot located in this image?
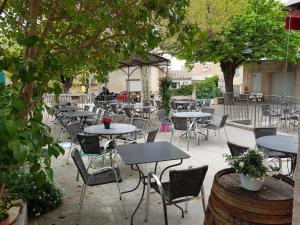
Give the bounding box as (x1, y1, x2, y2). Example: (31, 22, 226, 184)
(240, 174, 264, 191)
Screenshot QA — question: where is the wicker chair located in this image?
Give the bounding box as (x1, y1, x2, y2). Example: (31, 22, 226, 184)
(91, 106, 97, 113)
(170, 117, 197, 151)
(145, 165, 208, 225)
(132, 118, 147, 140)
(203, 114, 228, 140)
(71, 149, 126, 215)
(254, 127, 288, 170)
(146, 128, 159, 143)
(66, 121, 82, 164)
(157, 109, 172, 133)
(124, 107, 141, 122)
(260, 104, 281, 126)
(227, 141, 248, 156)
(83, 105, 90, 111)
(76, 133, 111, 180)
(110, 104, 125, 121)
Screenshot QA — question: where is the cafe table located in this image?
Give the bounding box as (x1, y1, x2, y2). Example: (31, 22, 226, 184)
(84, 123, 137, 139)
(256, 134, 298, 174)
(116, 141, 190, 225)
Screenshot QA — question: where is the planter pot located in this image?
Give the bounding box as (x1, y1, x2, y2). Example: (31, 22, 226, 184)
(104, 122, 111, 129)
(0, 217, 9, 225)
(240, 174, 264, 191)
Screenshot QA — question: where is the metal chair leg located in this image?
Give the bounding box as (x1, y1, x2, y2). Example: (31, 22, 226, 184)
(224, 127, 228, 140)
(113, 169, 127, 219)
(66, 141, 73, 165)
(201, 186, 206, 213)
(79, 184, 87, 214)
(145, 176, 151, 221)
(170, 129, 174, 143)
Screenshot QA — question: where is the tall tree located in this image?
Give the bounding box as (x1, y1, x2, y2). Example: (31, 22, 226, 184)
(175, 0, 300, 93)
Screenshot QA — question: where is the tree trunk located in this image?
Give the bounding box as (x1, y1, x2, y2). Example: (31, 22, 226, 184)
(220, 60, 236, 93)
(140, 66, 150, 104)
(61, 76, 73, 93)
(220, 60, 237, 104)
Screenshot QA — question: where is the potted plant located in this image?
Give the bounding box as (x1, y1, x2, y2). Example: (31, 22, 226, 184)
(225, 148, 269, 191)
(101, 117, 112, 129)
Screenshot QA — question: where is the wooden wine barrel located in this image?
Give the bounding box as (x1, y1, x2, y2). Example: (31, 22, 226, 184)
(204, 169, 294, 225)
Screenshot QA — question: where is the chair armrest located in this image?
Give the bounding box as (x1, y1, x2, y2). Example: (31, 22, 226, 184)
(148, 172, 168, 224)
(148, 172, 165, 196)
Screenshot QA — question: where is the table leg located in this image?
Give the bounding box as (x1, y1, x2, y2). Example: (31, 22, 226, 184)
(159, 159, 183, 181)
(131, 164, 146, 225)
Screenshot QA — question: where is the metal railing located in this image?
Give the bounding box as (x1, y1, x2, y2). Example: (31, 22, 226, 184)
(43, 93, 95, 108)
(224, 92, 299, 134)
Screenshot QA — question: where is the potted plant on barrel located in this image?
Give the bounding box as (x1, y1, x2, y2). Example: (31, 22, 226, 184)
(225, 148, 269, 191)
(101, 117, 112, 129)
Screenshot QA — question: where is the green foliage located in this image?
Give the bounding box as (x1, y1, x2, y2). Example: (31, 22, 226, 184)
(7, 171, 63, 217)
(175, 0, 300, 92)
(0, 0, 192, 200)
(0, 199, 11, 222)
(159, 76, 172, 115)
(225, 148, 269, 178)
(196, 75, 223, 99)
(171, 84, 194, 96)
(0, 86, 64, 191)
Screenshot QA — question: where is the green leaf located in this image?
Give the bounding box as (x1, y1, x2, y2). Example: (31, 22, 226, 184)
(5, 120, 19, 135)
(35, 170, 47, 187)
(8, 139, 28, 163)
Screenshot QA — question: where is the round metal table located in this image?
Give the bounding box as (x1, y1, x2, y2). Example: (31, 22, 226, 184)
(256, 135, 298, 174)
(84, 123, 137, 136)
(173, 111, 212, 119)
(256, 135, 298, 155)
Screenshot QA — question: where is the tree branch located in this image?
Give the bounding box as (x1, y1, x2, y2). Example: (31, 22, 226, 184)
(41, 0, 57, 39)
(0, 0, 7, 15)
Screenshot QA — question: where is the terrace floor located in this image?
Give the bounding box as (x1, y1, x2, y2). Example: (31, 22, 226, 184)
(29, 112, 281, 225)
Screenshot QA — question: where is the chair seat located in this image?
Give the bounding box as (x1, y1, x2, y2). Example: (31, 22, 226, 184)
(87, 167, 122, 186)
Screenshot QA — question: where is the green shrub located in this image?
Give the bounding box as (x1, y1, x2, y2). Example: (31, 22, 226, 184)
(159, 76, 172, 115)
(171, 84, 194, 96)
(6, 171, 63, 217)
(196, 75, 223, 99)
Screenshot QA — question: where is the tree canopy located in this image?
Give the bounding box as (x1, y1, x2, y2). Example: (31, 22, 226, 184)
(174, 0, 300, 92)
(0, 0, 192, 192)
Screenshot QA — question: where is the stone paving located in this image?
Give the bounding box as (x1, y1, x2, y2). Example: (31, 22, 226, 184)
(30, 111, 261, 225)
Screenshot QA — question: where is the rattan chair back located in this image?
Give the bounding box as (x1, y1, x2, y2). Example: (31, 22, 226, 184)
(227, 141, 248, 157)
(169, 165, 208, 201)
(219, 114, 229, 128)
(77, 134, 102, 155)
(253, 127, 276, 140)
(146, 128, 159, 143)
(72, 149, 89, 184)
(171, 117, 188, 131)
(83, 105, 90, 111)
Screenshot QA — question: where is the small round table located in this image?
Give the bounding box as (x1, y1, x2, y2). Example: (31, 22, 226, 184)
(256, 135, 298, 174)
(84, 123, 137, 138)
(173, 111, 212, 119)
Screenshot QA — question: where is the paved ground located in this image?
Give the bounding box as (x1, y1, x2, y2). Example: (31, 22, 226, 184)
(30, 111, 262, 225)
